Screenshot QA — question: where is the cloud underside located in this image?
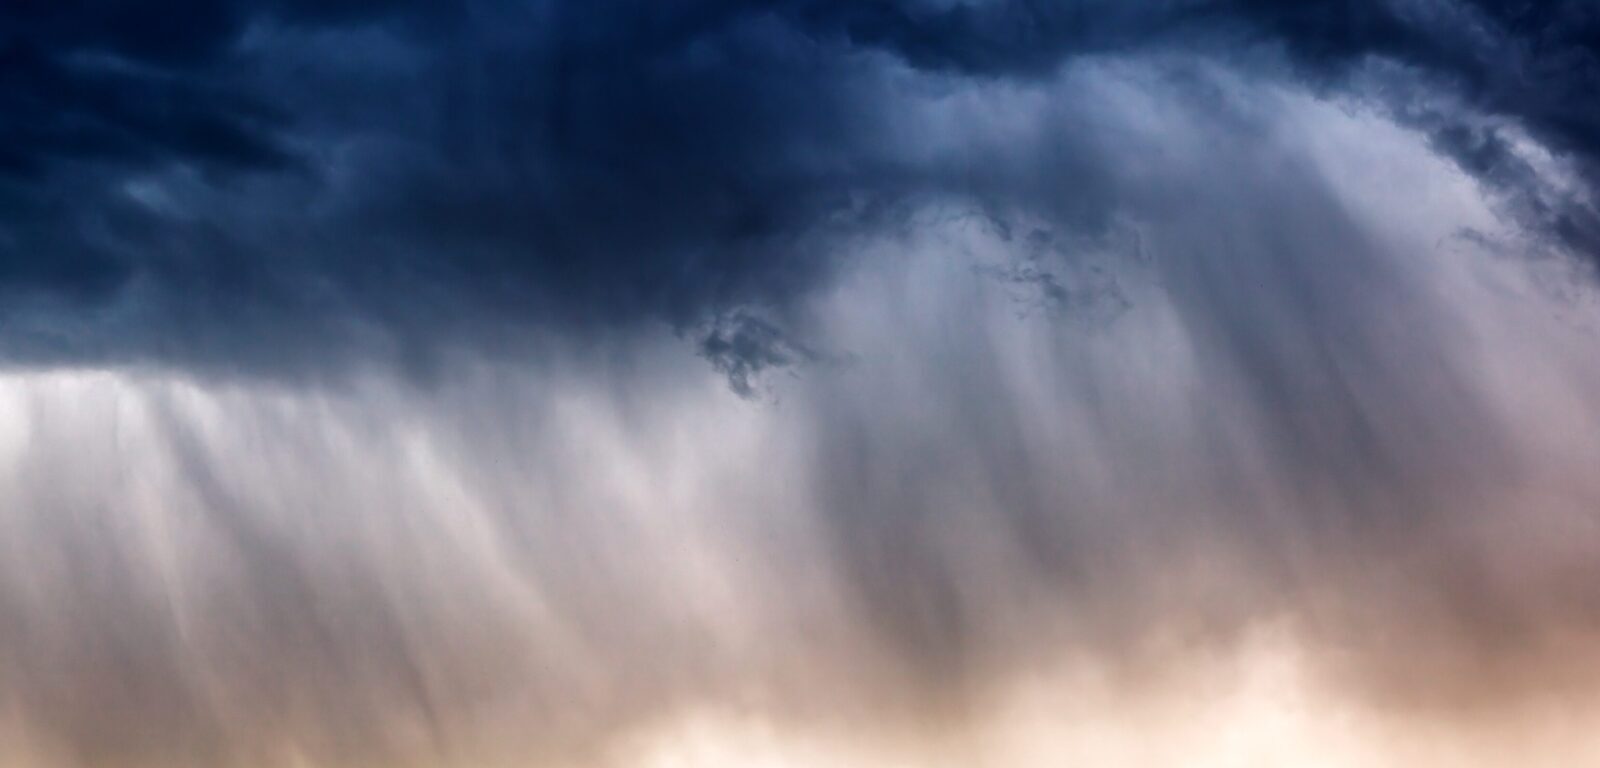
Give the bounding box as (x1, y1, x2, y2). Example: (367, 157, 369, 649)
(3, 2, 1600, 765)
(2, 82, 1600, 764)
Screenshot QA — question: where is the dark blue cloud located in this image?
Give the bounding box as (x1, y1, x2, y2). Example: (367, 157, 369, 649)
(0, 0, 1596, 381)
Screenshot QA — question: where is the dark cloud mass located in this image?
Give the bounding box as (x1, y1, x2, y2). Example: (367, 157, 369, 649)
(1, 0, 1597, 376)
(4, 3, 1600, 766)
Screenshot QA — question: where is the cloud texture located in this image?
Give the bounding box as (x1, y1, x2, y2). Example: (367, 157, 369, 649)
(3, 0, 1598, 371)
(2, 2, 1600, 766)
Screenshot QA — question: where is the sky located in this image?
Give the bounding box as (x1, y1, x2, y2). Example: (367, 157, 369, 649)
(2, 1, 1600, 766)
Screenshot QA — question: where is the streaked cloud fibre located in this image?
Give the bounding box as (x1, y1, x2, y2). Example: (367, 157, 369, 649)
(2, 2, 1600, 765)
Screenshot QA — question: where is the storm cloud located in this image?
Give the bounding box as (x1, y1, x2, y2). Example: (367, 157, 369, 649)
(2, 2, 1600, 767)
(2, 0, 1597, 375)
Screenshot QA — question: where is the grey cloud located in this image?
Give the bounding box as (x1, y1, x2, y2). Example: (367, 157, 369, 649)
(4, 99, 1599, 757)
(2, 7, 1600, 765)
(2, 1, 1598, 388)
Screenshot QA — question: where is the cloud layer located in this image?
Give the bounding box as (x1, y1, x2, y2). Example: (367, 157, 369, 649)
(3, 58, 1600, 764)
(3, 2, 1600, 766)
(2, 1, 1597, 376)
